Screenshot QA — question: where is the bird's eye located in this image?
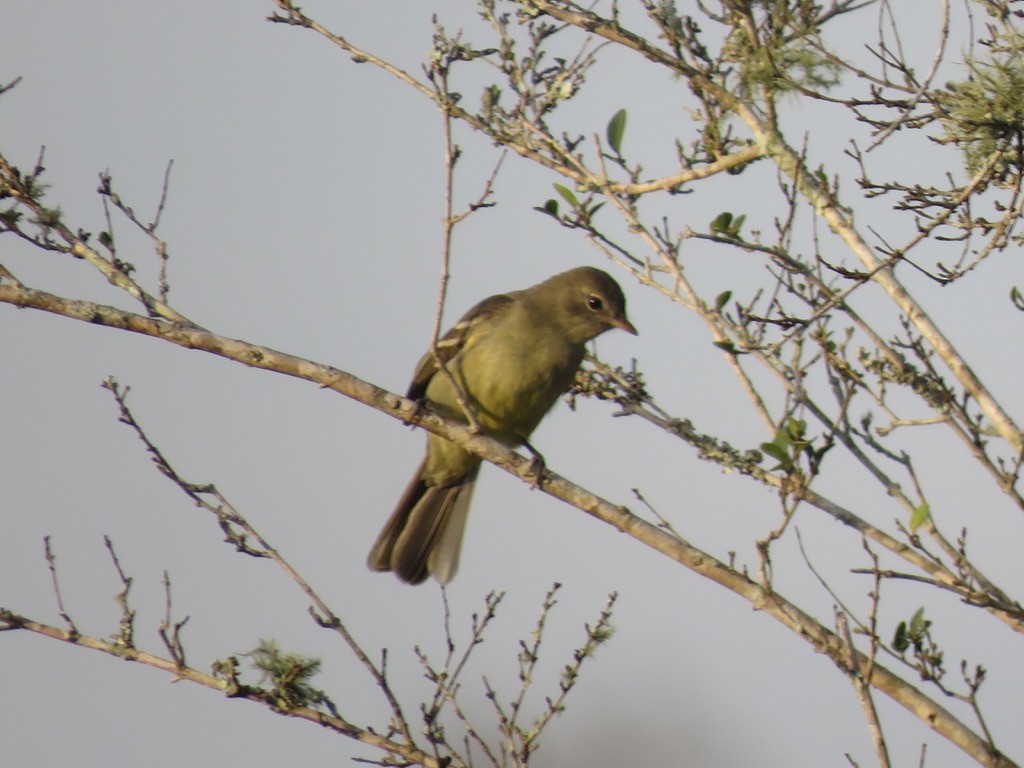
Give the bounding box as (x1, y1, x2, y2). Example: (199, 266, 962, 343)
(587, 295, 604, 312)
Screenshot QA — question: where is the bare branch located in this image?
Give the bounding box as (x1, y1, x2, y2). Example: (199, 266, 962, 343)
(0, 611, 440, 767)
(42, 536, 77, 638)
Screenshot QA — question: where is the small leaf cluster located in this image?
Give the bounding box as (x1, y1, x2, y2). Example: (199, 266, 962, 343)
(858, 348, 954, 412)
(709, 210, 746, 239)
(721, 2, 841, 97)
(536, 108, 630, 223)
(476, 0, 596, 129)
(536, 181, 606, 225)
(936, 36, 1024, 185)
(760, 416, 821, 473)
(892, 608, 945, 683)
(246, 638, 328, 711)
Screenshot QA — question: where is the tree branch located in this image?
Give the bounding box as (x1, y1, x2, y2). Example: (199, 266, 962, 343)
(2, 273, 1010, 765)
(0, 611, 440, 768)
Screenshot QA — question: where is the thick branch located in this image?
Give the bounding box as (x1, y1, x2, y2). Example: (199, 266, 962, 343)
(0, 279, 1012, 767)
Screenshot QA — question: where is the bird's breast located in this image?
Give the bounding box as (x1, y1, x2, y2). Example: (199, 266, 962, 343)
(441, 326, 584, 444)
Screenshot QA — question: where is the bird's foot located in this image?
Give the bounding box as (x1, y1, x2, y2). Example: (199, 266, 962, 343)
(402, 397, 429, 427)
(522, 440, 546, 489)
(528, 456, 546, 488)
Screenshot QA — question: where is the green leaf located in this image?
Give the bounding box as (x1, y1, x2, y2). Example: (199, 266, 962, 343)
(710, 211, 746, 238)
(534, 199, 560, 218)
(714, 290, 732, 313)
(908, 607, 927, 637)
(710, 211, 733, 234)
(1011, 286, 1024, 312)
(606, 108, 627, 155)
(553, 183, 579, 208)
(785, 418, 807, 441)
(760, 441, 790, 464)
(893, 621, 908, 652)
(771, 428, 792, 451)
(910, 502, 931, 532)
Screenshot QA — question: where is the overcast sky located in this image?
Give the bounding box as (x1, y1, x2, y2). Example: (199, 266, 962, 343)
(3, 3, 1024, 767)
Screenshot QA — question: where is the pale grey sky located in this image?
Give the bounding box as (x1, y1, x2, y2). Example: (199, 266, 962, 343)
(3, 3, 1023, 767)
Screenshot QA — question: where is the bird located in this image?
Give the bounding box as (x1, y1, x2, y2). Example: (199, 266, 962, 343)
(367, 266, 637, 584)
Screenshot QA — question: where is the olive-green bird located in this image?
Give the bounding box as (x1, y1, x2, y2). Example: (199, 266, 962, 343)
(367, 266, 637, 584)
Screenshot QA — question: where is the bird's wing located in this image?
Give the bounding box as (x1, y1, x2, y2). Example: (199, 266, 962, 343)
(406, 292, 515, 400)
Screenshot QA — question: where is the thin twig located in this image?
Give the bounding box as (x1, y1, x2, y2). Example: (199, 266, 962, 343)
(157, 570, 189, 669)
(0, 76, 23, 95)
(100, 376, 416, 745)
(42, 536, 77, 637)
(428, 59, 480, 433)
(102, 535, 136, 650)
(836, 609, 891, 768)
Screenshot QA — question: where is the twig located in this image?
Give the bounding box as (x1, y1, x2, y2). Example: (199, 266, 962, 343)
(415, 590, 506, 768)
(631, 487, 683, 538)
(100, 376, 415, 746)
(158, 570, 189, 669)
(866, 0, 950, 150)
(0, 151, 196, 327)
(103, 535, 136, 650)
(427, 55, 481, 433)
(836, 608, 891, 768)
(0, 76, 23, 95)
(96, 165, 175, 302)
(42, 536, 77, 638)
(154, 160, 174, 301)
(0, 262, 24, 287)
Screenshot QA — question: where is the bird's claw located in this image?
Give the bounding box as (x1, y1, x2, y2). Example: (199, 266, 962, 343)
(527, 454, 546, 489)
(402, 397, 429, 427)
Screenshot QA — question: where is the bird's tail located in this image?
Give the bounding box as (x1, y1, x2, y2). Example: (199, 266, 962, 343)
(367, 459, 480, 584)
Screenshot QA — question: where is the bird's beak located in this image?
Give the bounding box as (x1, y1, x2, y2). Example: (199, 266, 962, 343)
(614, 316, 638, 335)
